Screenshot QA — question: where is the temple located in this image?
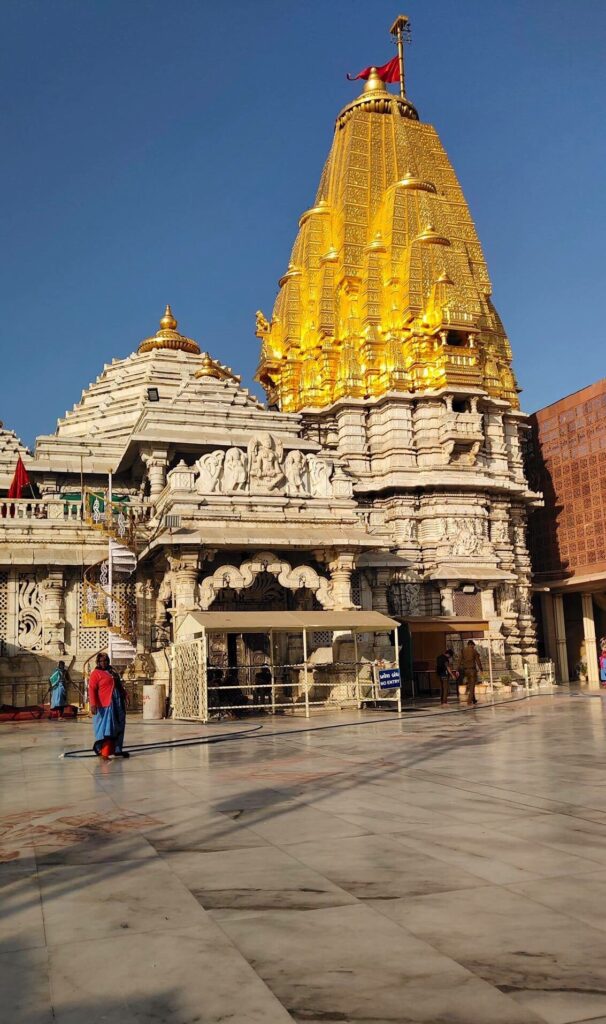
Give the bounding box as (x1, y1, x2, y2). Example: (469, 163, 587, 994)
(0, 19, 540, 713)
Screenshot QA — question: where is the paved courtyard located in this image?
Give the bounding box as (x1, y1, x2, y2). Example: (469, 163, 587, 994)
(3, 694, 606, 1023)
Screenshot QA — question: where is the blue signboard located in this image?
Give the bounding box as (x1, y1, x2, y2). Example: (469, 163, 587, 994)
(378, 667, 401, 689)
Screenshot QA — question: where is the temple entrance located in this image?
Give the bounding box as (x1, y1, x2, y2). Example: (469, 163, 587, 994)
(206, 572, 321, 706)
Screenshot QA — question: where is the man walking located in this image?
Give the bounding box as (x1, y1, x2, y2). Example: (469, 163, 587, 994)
(460, 640, 483, 706)
(436, 648, 456, 705)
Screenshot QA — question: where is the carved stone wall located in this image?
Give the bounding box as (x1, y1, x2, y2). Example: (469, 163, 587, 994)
(191, 433, 340, 500)
(17, 574, 43, 652)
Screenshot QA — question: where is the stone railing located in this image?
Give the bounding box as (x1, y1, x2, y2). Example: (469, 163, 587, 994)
(439, 411, 483, 442)
(0, 496, 154, 528)
(0, 498, 83, 522)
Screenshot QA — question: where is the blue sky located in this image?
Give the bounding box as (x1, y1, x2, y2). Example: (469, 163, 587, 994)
(1, 0, 604, 447)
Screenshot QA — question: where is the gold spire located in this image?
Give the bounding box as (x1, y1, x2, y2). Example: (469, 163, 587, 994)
(255, 17, 520, 412)
(138, 306, 200, 355)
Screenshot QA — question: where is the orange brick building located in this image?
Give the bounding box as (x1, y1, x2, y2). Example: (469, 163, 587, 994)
(526, 380, 606, 683)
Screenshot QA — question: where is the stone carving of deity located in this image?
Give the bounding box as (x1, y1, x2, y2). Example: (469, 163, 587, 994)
(247, 433, 285, 492)
(450, 518, 481, 557)
(308, 455, 333, 498)
(491, 518, 509, 544)
(401, 583, 422, 616)
(223, 448, 248, 492)
(400, 518, 417, 543)
(196, 451, 225, 494)
(284, 449, 309, 496)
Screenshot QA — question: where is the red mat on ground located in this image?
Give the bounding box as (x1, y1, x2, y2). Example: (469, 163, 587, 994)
(0, 704, 78, 722)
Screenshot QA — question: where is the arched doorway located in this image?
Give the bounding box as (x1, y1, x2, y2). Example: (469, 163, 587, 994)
(206, 572, 321, 692)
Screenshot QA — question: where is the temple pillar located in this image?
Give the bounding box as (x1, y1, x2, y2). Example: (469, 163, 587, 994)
(581, 592, 599, 688)
(540, 592, 557, 664)
(372, 568, 392, 615)
(41, 570, 66, 658)
(169, 550, 200, 631)
(328, 552, 356, 610)
(553, 594, 569, 683)
(142, 449, 170, 500)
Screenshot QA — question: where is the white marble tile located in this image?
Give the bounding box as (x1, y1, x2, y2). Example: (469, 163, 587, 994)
(0, 867, 46, 952)
(37, 859, 204, 945)
(47, 928, 294, 1023)
(371, 884, 606, 1024)
(164, 845, 357, 911)
(234, 799, 370, 846)
(504, 812, 606, 866)
(139, 805, 273, 853)
(0, 946, 53, 1024)
(390, 820, 601, 884)
(213, 902, 544, 1023)
(508, 870, 606, 934)
(283, 832, 486, 899)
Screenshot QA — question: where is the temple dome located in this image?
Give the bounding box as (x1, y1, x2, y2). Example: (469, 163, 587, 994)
(256, 39, 519, 412)
(138, 305, 200, 355)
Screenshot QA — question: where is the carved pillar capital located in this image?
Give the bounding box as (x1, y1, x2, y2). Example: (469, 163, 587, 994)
(168, 548, 200, 625)
(141, 448, 170, 500)
(327, 550, 356, 610)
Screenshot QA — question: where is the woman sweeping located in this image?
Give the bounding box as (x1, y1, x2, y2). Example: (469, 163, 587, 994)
(89, 652, 130, 759)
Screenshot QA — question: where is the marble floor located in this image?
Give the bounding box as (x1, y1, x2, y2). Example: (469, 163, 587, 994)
(3, 692, 606, 1023)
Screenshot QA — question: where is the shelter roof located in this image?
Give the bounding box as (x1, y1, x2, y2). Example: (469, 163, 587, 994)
(178, 610, 398, 636)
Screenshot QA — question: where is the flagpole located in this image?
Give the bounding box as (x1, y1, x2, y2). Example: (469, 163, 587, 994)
(390, 14, 409, 99)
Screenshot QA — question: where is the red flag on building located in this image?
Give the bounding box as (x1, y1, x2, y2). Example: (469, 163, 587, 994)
(347, 56, 400, 83)
(7, 455, 31, 499)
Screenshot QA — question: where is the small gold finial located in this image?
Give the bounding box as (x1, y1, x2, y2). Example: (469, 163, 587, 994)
(363, 68, 388, 95)
(160, 304, 177, 331)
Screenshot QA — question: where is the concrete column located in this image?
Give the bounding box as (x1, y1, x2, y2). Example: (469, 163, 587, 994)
(553, 594, 569, 683)
(581, 592, 599, 688)
(540, 592, 557, 663)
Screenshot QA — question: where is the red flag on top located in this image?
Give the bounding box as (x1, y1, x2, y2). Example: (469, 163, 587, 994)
(7, 455, 31, 499)
(347, 55, 400, 84)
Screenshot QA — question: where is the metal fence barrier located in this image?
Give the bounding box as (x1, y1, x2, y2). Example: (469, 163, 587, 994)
(170, 639, 402, 721)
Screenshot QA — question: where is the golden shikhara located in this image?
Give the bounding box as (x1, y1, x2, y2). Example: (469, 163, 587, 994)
(256, 69, 519, 412)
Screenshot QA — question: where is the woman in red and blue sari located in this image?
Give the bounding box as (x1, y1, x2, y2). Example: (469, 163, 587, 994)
(89, 653, 129, 759)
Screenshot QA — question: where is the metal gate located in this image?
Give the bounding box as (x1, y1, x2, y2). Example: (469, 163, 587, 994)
(172, 637, 207, 720)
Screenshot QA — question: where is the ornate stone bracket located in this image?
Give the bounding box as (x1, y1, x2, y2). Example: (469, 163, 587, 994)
(199, 551, 334, 610)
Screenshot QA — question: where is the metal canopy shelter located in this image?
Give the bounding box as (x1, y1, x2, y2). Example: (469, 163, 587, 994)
(178, 610, 399, 637)
(172, 610, 401, 721)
